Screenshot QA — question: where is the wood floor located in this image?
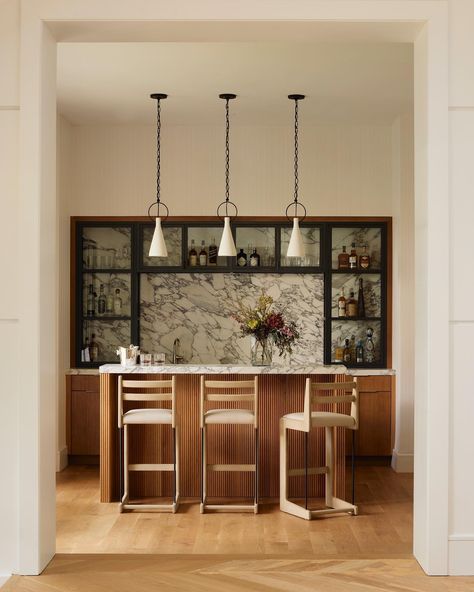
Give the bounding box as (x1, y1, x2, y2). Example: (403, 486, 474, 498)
(5, 555, 474, 592)
(56, 462, 413, 555)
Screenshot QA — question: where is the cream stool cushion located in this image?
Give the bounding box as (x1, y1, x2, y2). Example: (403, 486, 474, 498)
(204, 408, 255, 425)
(123, 408, 173, 425)
(283, 411, 356, 429)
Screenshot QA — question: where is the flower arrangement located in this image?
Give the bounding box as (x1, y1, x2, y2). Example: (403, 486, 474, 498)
(232, 291, 300, 359)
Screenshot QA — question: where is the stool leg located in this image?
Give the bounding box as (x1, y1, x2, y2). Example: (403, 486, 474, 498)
(254, 427, 259, 513)
(304, 431, 309, 510)
(351, 429, 356, 506)
(200, 426, 206, 513)
(325, 426, 333, 508)
(122, 424, 129, 509)
(279, 421, 288, 508)
(175, 425, 180, 507)
(118, 426, 123, 508)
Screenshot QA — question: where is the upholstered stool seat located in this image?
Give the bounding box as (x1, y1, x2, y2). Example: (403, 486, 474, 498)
(283, 411, 356, 429)
(123, 408, 173, 425)
(204, 408, 255, 425)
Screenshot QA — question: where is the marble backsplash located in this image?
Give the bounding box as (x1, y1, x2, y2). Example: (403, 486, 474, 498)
(139, 273, 324, 365)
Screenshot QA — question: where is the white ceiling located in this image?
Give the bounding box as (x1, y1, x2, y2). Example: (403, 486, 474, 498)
(57, 42, 413, 126)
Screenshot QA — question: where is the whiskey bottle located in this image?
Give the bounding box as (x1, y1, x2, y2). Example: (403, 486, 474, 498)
(356, 340, 364, 364)
(189, 240, 198, 266)
(199, 240, 208, 266)
(87, 284, 95, 316)
(357, 277, 366, 318)
(106, 286, 114, 315)
(89, 333, 99, 363)
(343, 338, 352, 363)
(349, 243, 358, 269)
(338, 287, 346, 318)
(97, 284, 106, 316)
(237, 248, 247, 267)
(250, 248, 260, 267)
(347, 290, 357, 317)
(113, 288, 122, 315)
(208, 237, 218, 266)
(365, 327, 375, 363)
(338, 246, 350, 269)
(359, 244, 371, 269)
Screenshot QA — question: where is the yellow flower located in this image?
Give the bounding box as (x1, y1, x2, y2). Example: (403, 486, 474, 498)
(248, 319, 258, 330)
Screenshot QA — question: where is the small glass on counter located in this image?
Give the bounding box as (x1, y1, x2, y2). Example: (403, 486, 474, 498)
(153, 353, 166, 364)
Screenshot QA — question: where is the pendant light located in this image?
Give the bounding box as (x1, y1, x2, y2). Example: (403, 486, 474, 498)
(217, 93, 238, 257)
(286, 94, 307, 258)
(148, 93, 169, 257)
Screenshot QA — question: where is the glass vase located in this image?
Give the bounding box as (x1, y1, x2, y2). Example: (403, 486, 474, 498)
(250, 336, 273, 366)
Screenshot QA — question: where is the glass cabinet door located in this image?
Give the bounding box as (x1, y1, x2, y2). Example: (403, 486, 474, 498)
(234, 226, 276, 268)
(142, 224, 183, 268)
(280, 225, 320, 268)
(186, 226, 229, 268)
(331, 226, 382, 271)
(82, 225, 132, 270)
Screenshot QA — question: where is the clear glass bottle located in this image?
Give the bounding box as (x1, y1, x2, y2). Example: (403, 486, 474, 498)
(237, 248, 247, 267)
(208, 237, 218, 266)
(349, 243, 358, 269)
(338, 245, 349, 269)
(113, 288, 122, 315)
(189, 239, 198, 266)
(249, 247, 260, 267)
(356, 340, 364, 364)
(87, 284, 95, 316)
(365, 327, 375, 363)
(338, 287, 346, 318)
(97, 284, 106, 316)
(199, 240, 207, 266)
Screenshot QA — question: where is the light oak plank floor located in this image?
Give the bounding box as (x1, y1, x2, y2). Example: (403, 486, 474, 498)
(55, 463, 414, 556)
(4, 555, 474, 592)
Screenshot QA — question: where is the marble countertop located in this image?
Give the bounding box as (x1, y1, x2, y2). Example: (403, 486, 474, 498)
(66, 368, 100, 375)
(98, 363, 395, 375)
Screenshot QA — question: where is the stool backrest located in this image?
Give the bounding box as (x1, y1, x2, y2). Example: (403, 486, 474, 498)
(118, 376, 176, 428)
(303, 377, 359, 432)
(200, 377, 258, 428)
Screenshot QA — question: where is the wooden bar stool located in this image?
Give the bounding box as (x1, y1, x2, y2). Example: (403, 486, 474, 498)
(118, 376, 180, 512)
(200, 376, 258, 513)
(280, 377, 359, 520)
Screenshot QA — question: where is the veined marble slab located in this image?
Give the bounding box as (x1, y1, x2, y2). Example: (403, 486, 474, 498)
(66, 368, 100, 375)
(99, 363, 347, 375)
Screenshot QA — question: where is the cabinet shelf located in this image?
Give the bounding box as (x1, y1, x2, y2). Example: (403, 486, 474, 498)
(331, 317, 381, 322)
(82, 315, 131, 321)
(83, 268, 132, 274)
(331, 268, 381, 274)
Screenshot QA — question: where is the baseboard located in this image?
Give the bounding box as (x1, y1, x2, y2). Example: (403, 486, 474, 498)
(57, 446, 68, 472)
(0, 576, 11, 589)
(448, 537, 474, 575)
(391, 450, 414, 473)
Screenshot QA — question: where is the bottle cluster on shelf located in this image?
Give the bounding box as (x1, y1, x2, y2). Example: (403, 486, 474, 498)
(188, 238, 219, 266)
(85, 282, 124, 317)
(337, 243, 371, 270)
(337, 278, 366, 318)
(334, 327, 376, 365)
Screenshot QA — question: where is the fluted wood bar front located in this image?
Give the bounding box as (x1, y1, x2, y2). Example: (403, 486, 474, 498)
(100, 368, 349, 503)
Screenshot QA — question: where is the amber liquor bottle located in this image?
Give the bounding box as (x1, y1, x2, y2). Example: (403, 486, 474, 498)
(359, 244, 371, 269)
(208, 237, 218, 266)
(346, 290, 357, 318)
(189, 240, 198, 267)
(349, 243, 358, 269)
(199, 240, 208, 266)
(338, 246, 350, 269)
(338, 288, 346, 318)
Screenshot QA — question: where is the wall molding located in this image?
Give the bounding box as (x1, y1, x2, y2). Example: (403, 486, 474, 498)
(448, 539, 474, 575)
(56, 446, 68, 472)
(391, 450, 414, 473)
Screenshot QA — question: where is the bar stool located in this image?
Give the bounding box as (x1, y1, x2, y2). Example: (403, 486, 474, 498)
(280, 377, 358, 520)
(200, 376, 258, 513)
(118, 376, 180, 512)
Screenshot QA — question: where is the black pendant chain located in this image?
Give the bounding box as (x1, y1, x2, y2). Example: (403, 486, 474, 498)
(217, 93, 238, 219)
(148, 93, 169, 220)
(285, 94, 306, 222)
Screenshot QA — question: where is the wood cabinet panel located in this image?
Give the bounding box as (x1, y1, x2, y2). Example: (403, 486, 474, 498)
(71, 390, 100, 455)
(71, 375, 100, 392)
(356, 375, 391, 393)
(355, 391, 392, 456)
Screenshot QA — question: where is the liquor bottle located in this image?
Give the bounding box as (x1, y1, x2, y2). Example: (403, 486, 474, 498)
(359, 244, 371, 269)
(208, 237, 218, 266)
(357, 277, 366, 318)
(189, 240, 198, 266)
(250, 247, 260, 267)
(199, 240, 207, 266)
(237, 248, 247, 267)
(343, 338, 352, 363)
(365, 327, 375, 363)
(82, 337, 90, 362)
(334, 340, 344, 362)
(89, 333, 99, 362)
(349, 243, 358, 269)
(350, 334, 356, 361)
(356, 340, 364, 364)
(338, 287, 346, 318)
(106, 286, 114, 315)
(346, 290, 357, 317)
(97, 284, 106, 316)
(87, 284, 95, 316)
(113, 288, 122, 315)
(338, 246, 350, 269)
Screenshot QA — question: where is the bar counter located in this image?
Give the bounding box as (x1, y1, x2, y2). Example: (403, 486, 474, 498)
(99, 364, 361, 504)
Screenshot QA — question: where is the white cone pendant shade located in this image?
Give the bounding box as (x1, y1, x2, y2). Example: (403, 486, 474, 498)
(218, 216, 237, 256)
(287, 217, 305, 258)
(149, 217, 168, 257)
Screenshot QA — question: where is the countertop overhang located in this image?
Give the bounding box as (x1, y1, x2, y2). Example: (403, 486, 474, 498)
(97, 363, 395, 375)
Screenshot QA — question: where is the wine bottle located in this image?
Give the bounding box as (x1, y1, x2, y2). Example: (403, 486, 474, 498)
(97, 284, 106, 316)
(347, 290, 357, 317)
(208, 237, 218, 265)
(89, 333, 99, 362)
(189, 240, 198, 266)
(113, 288, 122, 315)
(237, 248, 247, 267)
(87, 284, 95, 316)
(199, 240, 207, 266)
(359, 244, 371, 269)
(338, 287, 346, 318)
(343, 338, 351, 363)
(338, 246, 349, 269)
(357, 277, 366, 318)
(349, 243, 358, 269)
(356, 340, 364, 364)
(249, 247, 260, 267)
